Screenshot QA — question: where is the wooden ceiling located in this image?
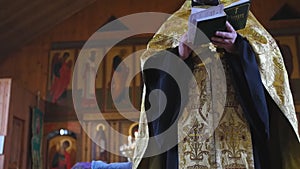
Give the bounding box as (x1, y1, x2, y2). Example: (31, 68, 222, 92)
(0, 0, 96, 59)
(0, 0, 299, 60)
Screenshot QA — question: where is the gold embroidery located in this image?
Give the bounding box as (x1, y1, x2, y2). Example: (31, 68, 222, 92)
(219, 0, 239, 7)
(187, 165, 209, 169)
(224, 163, 247, 169)
(184, 120, 208, 161)
(133, 1, 299, 168)
(179, 62, 254, 169)
(217, 112, 253, 169)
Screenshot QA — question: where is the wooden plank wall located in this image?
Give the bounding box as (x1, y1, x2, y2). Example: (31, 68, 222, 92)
(250, 0, 300, 30)
(0, 0, 298, 168)
(0, 155, 4, 169)
(0, 79, 11, 136)
(3, 80, 45, 169)
(0, 79, 11, 169)
(0, 0, 186, 101)
(0, 0, 299, 103)
(0, 1, 185, 165)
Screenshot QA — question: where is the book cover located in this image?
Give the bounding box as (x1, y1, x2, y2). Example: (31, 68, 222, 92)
(188, 4, 226, 44)
(188, 0, 250, 45)
(194, 15, 226, 45)
(224, 0, 251, 30)
(192, 0, 219, 6)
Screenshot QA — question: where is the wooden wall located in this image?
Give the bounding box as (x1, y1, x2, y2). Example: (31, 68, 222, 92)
(0, 79, 11, 169)
(0, 0, 298, 97)
(2, 79, 45, 169)
(0, 0, 185, 168)
(0, 0, 186, 101)
(250, 0, 300, 31)
(0, 0, 299, 103)
(0, 0, 299, 89)
(0, 0, 299, 168)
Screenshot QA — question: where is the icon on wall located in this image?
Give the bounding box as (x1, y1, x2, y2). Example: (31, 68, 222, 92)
(47, 50, 76, 105)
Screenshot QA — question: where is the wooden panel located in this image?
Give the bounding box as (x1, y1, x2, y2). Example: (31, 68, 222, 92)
(3, 81, 42, 169)
(8, 117, 24, 169)
(0, 0, 186, 102)
(251, 0, 300, 30)
(90, 122, 109, 161)
(0, 155, 4, 169)
(86, 122, 92, 162)
(297, 111, 300, 135)
(83, 112, 139, 121)
(0, 0, 97, 58)
(81, 122, 88, 162)
(108, 121, 120, 162)
(0, 79, 11, 135)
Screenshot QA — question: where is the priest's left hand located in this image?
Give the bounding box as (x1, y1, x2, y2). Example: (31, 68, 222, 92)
(211, 21, 237, 54)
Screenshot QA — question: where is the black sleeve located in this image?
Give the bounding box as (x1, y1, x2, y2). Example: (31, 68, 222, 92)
(225, 34, 270, 139)
(142, 47, 193, 146)
(225, 34, 271, 169)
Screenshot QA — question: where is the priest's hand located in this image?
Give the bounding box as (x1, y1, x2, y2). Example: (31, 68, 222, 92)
(178, 32, 192, 60)
(211, 21, 238, 54)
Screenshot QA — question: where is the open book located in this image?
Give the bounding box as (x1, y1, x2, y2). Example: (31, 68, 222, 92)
(188, 0, 251, 45)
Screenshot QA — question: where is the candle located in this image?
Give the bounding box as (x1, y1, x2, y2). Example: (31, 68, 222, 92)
(128, 135, 132, 145)
(134, 131, 138, 138)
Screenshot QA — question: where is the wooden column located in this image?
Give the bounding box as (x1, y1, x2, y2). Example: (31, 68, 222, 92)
(86, 122, 92, 162)
(81, 122, 87, 162)
(0, 79, 11, 169)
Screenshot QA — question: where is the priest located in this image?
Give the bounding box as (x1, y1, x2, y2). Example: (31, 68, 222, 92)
(133, 0, 300, 169)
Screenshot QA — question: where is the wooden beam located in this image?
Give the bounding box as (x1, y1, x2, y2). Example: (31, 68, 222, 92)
(83, 112, 140, 121)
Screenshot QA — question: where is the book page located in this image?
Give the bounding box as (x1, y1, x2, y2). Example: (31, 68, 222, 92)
(191, 7, 206, 14)
(225, 0, 250, 9)
(188, 4, 225, 43)
(190, 4, 224, 22)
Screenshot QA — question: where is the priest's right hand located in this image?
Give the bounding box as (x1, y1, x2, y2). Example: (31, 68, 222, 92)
(178, 32, 192, 60)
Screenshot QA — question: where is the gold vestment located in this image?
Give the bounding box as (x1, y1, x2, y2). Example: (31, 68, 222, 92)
(133, 1, 300, 168)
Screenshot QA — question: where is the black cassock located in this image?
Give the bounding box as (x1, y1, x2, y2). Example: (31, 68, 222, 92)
(139, 35, 299, 169)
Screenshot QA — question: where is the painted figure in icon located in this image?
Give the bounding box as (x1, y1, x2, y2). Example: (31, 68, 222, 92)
(51, 140, 71, 169)
(50, 52, 73, 103)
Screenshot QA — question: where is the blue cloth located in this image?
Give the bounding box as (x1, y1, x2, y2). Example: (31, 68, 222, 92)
(91, 161, 132, 169)
(72, 162, 91, 169)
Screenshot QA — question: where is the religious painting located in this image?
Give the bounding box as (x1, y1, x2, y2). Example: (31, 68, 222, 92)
(31, 108, 43, 169)
(297, 112, 300, 135)
(104, 45, 135, 112)
(119, 122, 139, 162)
(274, 35, 300, 104)
(47, 39, 147, 114)
(293, 36, 300, 104)
(91, 123, 108, 161)
(47, 49, 76, 105)
(132, 45, 147, 110)
(128, 122, 139, 138)
(47, 135, 77, 169)
(297, 36, 300, 77)
(274, 36, 299, 79)
(75, 48, 105, 109)
(291, 78, 300, 104)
